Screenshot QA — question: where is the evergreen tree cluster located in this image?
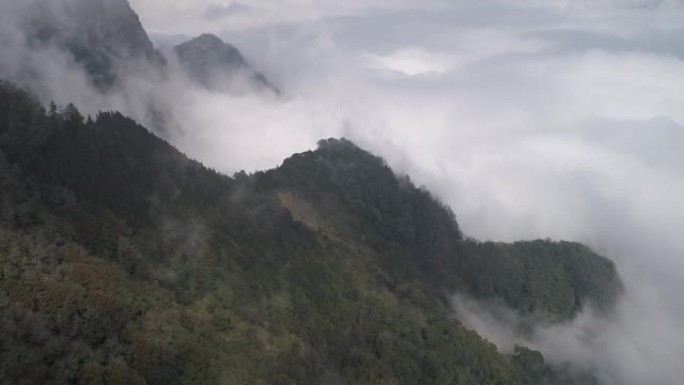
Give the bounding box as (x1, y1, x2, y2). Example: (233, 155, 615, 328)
(0, 81, 618, 384)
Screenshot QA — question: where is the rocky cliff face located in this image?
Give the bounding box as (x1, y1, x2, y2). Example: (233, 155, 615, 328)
(5, 1, 276, 96)
(0, 81, 617, 384)
(24, 0, 164, 88)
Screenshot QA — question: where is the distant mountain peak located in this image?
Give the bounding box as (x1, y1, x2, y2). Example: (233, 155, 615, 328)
(174, 33, 246, 70)
(24, 0, 163, 89)
(173, 33, 278, 94)
(192, 33, 229, 46)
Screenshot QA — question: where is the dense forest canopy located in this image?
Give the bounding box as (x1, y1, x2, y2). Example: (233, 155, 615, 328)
(0, 81, 620, 384)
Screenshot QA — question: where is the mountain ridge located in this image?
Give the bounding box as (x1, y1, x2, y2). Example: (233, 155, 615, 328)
(173, 33, 278, 94)
(264, 138, 622, 318)
(24, 0, 164, 88)
(13, 0, 275, 95)
(0, 81, 620, 384)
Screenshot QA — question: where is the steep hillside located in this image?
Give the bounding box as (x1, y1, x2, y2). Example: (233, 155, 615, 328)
(263, 138, 623, 319)
(23, 0, 164, 88)
(0, 81, 616, 384)
(261, 139, 463, 288)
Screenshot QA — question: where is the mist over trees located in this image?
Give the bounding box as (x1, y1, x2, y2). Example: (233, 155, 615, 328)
(0, 81, 620, 384)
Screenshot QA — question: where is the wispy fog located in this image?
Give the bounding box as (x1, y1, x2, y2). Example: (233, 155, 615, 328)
(2, 0, 683, 383)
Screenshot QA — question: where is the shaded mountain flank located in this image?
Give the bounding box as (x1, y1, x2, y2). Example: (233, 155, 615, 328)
(0, 81, 621, 384)
(173, 34, 278, 94)
(22, 0, 165, 89)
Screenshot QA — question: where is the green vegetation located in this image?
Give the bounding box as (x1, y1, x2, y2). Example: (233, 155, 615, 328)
(262, 138, 463, 289)
(460, 240, 622, 320)
(263, 138, 622, 319)
(0, 81, 619, 384)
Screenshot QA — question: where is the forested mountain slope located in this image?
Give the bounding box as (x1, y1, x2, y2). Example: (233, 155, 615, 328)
(14, 0, 274, 94)
(0, 81, 620, 384)
(264, 138, 622, 320)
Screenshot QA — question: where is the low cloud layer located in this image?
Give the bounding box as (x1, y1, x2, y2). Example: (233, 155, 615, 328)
(137, 2, 684, 383)
(2, 0, 684, 383)
(453, 274, 684, 385)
